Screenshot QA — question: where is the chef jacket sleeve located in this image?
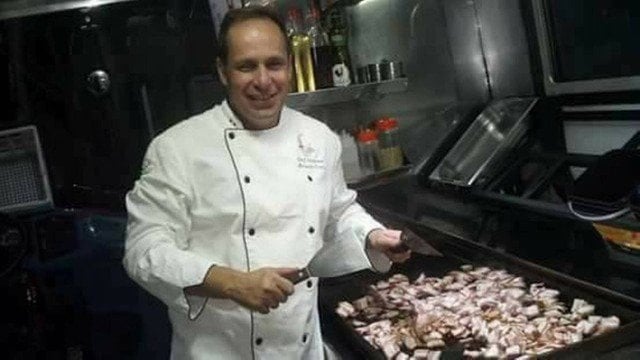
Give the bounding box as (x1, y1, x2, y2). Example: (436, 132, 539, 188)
(325, 133, 392, 273)
(123, 136, 213, 320)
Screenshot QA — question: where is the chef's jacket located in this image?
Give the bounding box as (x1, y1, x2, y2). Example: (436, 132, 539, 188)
(123, 101, 390, 359)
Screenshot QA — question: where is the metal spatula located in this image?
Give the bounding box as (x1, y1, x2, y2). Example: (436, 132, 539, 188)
(283, 228, 443, 284)
(392, 227, 444, 257)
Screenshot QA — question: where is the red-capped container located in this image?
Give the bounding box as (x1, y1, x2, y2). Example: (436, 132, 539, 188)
(355, 128, 379, 175)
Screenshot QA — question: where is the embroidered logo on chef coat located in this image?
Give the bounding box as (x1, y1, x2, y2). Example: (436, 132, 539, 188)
(297, 134, 325, 169)
(141, 157, 153, 176)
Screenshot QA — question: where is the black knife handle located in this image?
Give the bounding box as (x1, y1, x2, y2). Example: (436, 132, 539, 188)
(282, 268, 310, 284)
(389, 242, 410, 254)
(389, 231, 410, 253)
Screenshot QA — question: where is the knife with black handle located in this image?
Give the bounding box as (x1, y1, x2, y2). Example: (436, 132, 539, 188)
(282, 239, 373, 284)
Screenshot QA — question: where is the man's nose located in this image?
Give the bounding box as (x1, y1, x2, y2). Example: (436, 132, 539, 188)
(254, 66, 271, 88)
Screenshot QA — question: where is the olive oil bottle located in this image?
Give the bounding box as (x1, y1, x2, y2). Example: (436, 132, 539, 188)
(287, 7, 315, 92)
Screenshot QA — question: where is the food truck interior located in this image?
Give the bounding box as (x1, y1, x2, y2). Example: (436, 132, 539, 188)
(1, 0, 639, 358)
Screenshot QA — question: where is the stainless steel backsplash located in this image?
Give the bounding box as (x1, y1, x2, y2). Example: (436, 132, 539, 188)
(302, 0, 534, 167)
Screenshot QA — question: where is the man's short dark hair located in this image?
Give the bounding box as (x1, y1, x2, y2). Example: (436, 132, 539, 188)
(218, 6, 290, 64)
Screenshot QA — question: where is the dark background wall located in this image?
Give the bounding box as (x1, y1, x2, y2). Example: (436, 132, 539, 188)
(0, 0, 222, 211)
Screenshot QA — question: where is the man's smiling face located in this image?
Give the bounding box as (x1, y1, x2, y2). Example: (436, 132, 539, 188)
(217, 18, 291, 130)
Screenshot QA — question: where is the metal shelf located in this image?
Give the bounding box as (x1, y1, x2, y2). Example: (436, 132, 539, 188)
(347, 165, 413, 191)
(285, 78, 408, 109)
(0, 0, 137, 21)
(322, 0, 365, 11)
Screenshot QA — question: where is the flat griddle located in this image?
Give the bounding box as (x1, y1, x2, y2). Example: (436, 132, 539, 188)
(319, 211, 640, 359)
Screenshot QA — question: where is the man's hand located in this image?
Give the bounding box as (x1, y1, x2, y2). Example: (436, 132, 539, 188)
(189, 266, 296, 314)
(367, 229, 411, 263)
(227, 267, 297, 314)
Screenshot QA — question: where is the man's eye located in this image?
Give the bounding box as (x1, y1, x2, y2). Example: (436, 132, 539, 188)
(267, 62, 285, 70)
(237, 64, 255, 72)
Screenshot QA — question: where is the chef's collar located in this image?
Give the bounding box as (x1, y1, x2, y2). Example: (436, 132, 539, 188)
(221, 100, 244, 129)
(221, 99, 287, 132)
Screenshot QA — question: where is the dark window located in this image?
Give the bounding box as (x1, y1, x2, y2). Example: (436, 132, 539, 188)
(547, 0, 640, 81)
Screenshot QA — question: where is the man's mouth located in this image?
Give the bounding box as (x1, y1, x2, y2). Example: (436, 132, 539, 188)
(248, 93, 277, 102)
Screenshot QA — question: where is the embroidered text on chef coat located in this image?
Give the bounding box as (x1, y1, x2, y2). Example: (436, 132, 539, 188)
(296, 133, 325, 169)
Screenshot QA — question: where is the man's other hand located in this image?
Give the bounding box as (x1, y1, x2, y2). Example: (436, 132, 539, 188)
(367, 229, 411, 263)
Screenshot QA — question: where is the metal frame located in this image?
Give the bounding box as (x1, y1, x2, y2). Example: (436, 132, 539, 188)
(531, 0, 640, 96)
(0, 0, 137, 21)
(0, 125, 53, 214)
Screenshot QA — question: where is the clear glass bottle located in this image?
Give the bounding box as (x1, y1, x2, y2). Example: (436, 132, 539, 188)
(287, 8, 315, 92)
(356, 128, 379, 176)
(375, 117, 404, 171)
(284, 10, 299, 92)
(306, 3, 333, 89)
(328, 9, 352, 87)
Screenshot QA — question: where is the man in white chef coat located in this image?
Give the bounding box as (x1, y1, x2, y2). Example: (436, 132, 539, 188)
(123, 6, 410, 360)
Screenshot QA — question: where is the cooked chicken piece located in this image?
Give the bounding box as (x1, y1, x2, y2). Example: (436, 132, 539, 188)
(463, 349, 483, 358)
(352, 319, 367, 327)
(576, 304, 595, 317)
(501, 288, 526, 300)
(425, 339, 445, 349)
(352, 296, 369, 311)
(569, 332, 583, 343)
(461, 264, 474, 271)
(570, 299, 588, 313)
(484, 343, 500, 358)
(336, 301, 355, 318)
(419, 284, 440, 297)
(402, 334, 418, 350)
(413, 349, 441, 360)
(506, 344, 521, 357)
(596, 316, 621, 334)
(523, 304, 540, 319)
(381, 342, 399, 359)
(544, 310, 563, 318)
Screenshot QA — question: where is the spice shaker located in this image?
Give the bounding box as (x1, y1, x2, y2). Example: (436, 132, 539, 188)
(375, 117, 404, 171)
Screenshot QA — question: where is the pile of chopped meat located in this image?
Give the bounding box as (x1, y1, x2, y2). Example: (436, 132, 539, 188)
(335, 265, 620, 359)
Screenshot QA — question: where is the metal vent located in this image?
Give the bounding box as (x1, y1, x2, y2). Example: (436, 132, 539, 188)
(0, 126, 52, 213)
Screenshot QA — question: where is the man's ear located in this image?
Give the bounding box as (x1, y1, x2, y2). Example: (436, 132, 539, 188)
(216, 57, 228, 86)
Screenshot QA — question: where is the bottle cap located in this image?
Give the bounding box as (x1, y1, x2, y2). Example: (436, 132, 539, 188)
(310, 4, 321, 20)
(375, 117, 398, 131)
(356, 128, 378, 142)
(288, 7, 302, 19)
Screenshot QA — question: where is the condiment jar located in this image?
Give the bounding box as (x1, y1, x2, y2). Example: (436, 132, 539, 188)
(356, 128, 379, 176)
(375, 117, 403, 171)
